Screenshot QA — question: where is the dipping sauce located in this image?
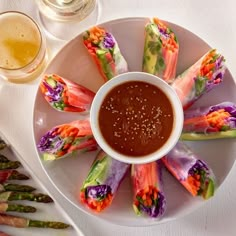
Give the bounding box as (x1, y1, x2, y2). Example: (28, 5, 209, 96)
(98, 81, 174, 157)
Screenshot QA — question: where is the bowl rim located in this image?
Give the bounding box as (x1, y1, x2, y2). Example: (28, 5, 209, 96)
(90, 71, 184, 164)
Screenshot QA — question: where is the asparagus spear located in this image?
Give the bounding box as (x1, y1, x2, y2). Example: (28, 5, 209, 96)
(0, 183, 36, 193)
(0, 202, 36, 213)
(0, 154, 9, 163)
(0, 139, 7, 150)
(0, 213, 70, 229)
(0, 191, 53, 203)
(0, 170, 29, 183)
(0, 161, 21, 170)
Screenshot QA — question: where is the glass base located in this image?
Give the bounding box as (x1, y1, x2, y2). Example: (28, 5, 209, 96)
(37, 1, 101, 41)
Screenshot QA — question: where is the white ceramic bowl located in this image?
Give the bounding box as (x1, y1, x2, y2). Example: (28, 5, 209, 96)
(90, 72, 184, 164)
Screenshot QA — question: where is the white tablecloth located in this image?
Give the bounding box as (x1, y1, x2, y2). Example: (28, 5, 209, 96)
(0, 1, 236, 235)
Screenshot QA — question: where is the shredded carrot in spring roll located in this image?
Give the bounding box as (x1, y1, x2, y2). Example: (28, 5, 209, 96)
(132, 161, 166, 218)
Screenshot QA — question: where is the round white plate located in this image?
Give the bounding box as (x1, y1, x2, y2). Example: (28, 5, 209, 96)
(33, 17, 236, 227)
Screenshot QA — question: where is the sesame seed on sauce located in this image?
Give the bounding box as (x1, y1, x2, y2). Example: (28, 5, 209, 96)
(98, 81, 173, 157)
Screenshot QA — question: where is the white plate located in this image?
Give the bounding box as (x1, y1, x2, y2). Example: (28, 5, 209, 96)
(33, 17, 236, 227)
(0, 131, 84, 235)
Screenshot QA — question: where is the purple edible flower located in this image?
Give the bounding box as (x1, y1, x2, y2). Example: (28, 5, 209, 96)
(139, 191, 166, 218)
(103, 32, 115, 49)
(43, 80, 64, 102)
(86, 185, 112, 200)
(188, 160, 209, 176)
(159, 27, 169, 39)
(37, 128, 63, 153)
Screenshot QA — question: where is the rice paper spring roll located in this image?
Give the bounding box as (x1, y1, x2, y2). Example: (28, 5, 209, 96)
(80, 150, 130, 212)
(142, 18, 179, 83)
(37, 119, 97, 161)
(83, 26, 128, 82)
(171, 49, 226, 109)
(181, 102, 236, 140)
(40, 74, 95, 113)
(162, 142, 216, 199)
(131, 161, 166, 218)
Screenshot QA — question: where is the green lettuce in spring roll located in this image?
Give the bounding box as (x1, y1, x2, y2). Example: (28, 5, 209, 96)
(162, 142, 216, 199)
(80, 150, 130, 212)
(181, 102, 236, 140)
(143, 17, 179, 83)
(171, 49, 226, 110)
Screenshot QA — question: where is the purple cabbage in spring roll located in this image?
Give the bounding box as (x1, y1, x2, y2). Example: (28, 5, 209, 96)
(181, 102, 236, 140)
(162, 142, 216, 199)
(80, 150, 130, 212)
(131, 161, 166, 218)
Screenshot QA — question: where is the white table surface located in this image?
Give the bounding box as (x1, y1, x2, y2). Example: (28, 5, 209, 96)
(1, 0, 236, 235)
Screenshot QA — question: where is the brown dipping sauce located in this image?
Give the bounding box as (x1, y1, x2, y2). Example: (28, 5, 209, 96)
(98, 81, 174, 157)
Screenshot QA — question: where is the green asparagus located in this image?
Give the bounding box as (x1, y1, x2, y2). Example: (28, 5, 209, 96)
(0, 139, 7, 150)
(28, 220, 70, 229)
(0, 191, 53, 203)
(0, 202, 36, 213)
(0, 213, 70, 229)
(0, 154, 9, 163)
(9, 170, 29, 180)
(0, 161, 21, 170)
(0, 183, 36, 193)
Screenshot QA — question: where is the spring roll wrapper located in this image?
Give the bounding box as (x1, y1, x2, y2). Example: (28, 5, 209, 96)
(143, 18, 179, 83)
(171, 49, 226, 110)
(40, 74, 95, 113)
(80, 150, 130, 212)
(131, 161, 166, 218)
(37, 119, 98, 160)
(83, 26, 128, 82)
(162, 142, 216, 197)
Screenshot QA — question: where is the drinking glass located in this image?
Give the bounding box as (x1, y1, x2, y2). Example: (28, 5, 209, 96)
(0, 11, 48, 83)
(36, 0, 101, 40)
